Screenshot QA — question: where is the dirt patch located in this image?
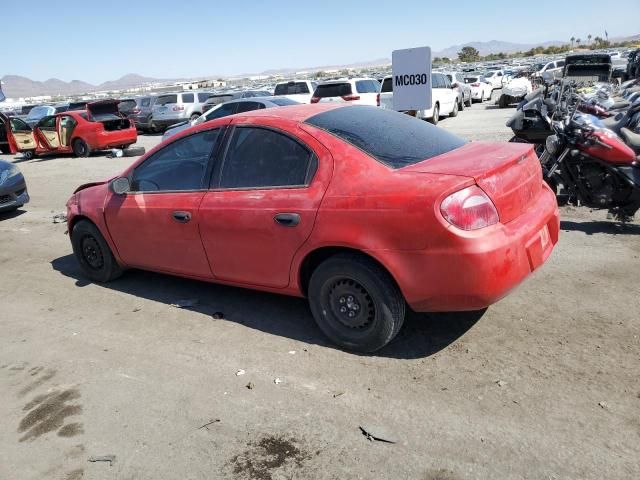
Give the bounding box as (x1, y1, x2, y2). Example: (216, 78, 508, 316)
(18, 388, 82, 442)
(229, 435, 310, 480)
(424, 469, 460, 480)
(65, 468, 84, 480)
(19, 368, 56, 396)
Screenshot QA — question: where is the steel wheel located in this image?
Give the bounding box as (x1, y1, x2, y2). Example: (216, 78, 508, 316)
(326, 278, 376, 331)
(81, 235, 104, 270)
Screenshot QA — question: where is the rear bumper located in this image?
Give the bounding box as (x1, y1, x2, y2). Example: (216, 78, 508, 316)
(0, 176, 29, 211)
(378, 184, 560, 312)
(92, 129, 138, 149)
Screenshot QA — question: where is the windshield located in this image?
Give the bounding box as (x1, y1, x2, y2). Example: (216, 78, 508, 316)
(27, 106, 53, 120)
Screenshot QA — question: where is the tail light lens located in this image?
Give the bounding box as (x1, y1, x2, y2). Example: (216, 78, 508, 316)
(471, 82, 480, 87)
(341, 94, 361, 101)
(376, 93, 380, 106)
(311, 96, 320, 104)
(440, 185, 499, 230)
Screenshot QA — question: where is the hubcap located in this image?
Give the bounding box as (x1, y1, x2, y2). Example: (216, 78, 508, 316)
(328, 279, 375, 329)
(81, 235, 104, 270)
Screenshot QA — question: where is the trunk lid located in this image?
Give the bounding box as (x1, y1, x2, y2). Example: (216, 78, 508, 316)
(87, 99, 121, 118)
(403, 142, 542, 224)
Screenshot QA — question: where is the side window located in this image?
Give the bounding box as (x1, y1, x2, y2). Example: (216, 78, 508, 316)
(10, 118, 32, 132)
(197, 92, 212, 102)
(204, 103, 238, 121)
(131, 129, 220, 192)
(236, 102, 263, 113)
(356, 80, 379, 93)
(557, 60, 565, 67)
(141, 98, 151, 107)
(59, 115, 76, 130)
(441, 75, 451, 88)
(219, 127, 316, 189)
(182, 93, 194, 103)
(38, 116, 57, 130)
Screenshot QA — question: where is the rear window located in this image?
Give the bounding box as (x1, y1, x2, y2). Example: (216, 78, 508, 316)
(274, 82, 310, 95)
(182, 93, 194, 103)
(140, 97, 151, 107)
(355, 80, 380, 93)
(270, 98, 299, 106)
(381, 77, 392, 93)
(119, 100, 137, 112)
(197, 92, 213, 102)
(156, 94, 177, 105)
(305, 106, 465, 169)
(464, 77, 478, 83)
(314, 83, 352, 98)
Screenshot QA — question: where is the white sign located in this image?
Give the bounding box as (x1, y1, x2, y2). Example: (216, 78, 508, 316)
(392, 46, 432, 111)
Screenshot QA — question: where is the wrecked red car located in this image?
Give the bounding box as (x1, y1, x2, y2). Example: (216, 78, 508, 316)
(0, 100, 137, 158)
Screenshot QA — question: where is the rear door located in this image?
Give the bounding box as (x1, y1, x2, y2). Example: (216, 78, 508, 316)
(5, 117, 36, 153)
(104, 127, 225, 277)
(35, 116, 60, 150)
(198, 119, 333, 288)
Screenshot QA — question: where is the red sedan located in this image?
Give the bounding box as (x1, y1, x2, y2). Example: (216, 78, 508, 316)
(2, 100, 137, 159)
(66, 104, 559, 352)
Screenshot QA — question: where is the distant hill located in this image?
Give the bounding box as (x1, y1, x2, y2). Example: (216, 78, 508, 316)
(0, 73, 168, 99)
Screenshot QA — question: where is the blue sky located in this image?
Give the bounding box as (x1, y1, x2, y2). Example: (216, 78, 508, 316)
(3, 0, 639, 84)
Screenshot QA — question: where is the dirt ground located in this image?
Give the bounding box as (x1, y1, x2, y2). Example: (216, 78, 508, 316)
(1, 99, 639, 480)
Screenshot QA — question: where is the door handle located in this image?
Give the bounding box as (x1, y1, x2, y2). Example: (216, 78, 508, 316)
(274, 213, 300, 227)
(172, 211, 192, 223)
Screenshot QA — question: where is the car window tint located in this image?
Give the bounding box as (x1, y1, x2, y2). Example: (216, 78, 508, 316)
(355, 80, 379, 93)
(182, 93, 194, 103)
(270, 98, 299, 106)
(236, 102, 263, 113)
(220, 127, 314, 189)
(131, 129, 220, 192)
(442, 75, 451, 88)
(274, 82, 310, 95)
(314, 83, 352, 97)
(197, 92, 213, 102)
(156, 94, 177, 105)
(431, 74, 441, 88)
(205, 103, 238, 121)
(119, 100, 137, 112)
(305, 106, 465, 169)
(10, 118, 31, 132)
(381, 77, 393, 92)
(38, 116, 57, 129)
(140, 98, 151, 107)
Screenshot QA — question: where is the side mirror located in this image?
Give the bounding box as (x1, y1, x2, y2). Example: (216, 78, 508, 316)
(111, 177, 130, 195)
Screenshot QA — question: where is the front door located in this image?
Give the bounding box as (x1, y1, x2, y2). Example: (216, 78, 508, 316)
(104, 128, 222, 278)
(6, 117, 36, 153)
(199, 122, 333, 289)
(58, 115, 77, 148)
(35, 116, 60, 150)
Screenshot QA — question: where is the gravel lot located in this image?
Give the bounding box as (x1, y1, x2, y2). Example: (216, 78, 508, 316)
(1, 99, 639, 480)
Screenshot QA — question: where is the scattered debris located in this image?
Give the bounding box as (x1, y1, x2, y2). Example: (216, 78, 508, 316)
(236, 369, 246, 376)
(359, 425, 396, 444)
(198, 419, 220, 430)
(106, 149, 124, 158)
(170, 299, 199, 309)
(598, 401, 609, 410)
(496, 380, 507, 388)
(132, 308, 141, 313)
(333, 391, 344, 398)
(246, 382, 254, 390)
(274, 378, 282, 385)
(88, 455, 116, 466)
(52, 213, 67, 224)
(211, 311, 224, 319)
(288, 350, 296, 355)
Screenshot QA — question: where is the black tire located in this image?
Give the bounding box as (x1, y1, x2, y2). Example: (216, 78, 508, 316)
(308, 253, 406, 352)
(72, 138, 91, 157)
(71, 220, 123, 282)
(458, 94, 465, 111)
(498, 95, 507, 108)
(450, 100, 459, 117)
(465, 92, 472, 107)
(123, 145, 146, 157)
(429, 104, 440, 125)
(190, 113, 200, 122)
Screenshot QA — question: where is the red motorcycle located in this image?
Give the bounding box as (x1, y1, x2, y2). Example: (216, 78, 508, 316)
(539, 112, 640, 221)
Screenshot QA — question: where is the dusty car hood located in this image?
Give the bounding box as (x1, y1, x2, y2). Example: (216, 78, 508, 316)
(73, 177, 114, 194)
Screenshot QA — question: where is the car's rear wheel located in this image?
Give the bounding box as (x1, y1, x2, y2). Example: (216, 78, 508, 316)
(71, 220, 123, 283)
(72, 138, 91, 157)
(429, 104, 440, 125)
(308, 253, 405, 352)
(465, 92, 472, 107)
(190, 113, 200, 122)
(458, 94, 465, 111)
(450, 100, 459, 117)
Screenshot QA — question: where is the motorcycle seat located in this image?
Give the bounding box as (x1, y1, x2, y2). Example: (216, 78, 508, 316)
(602, 114, 627, 133)
(620, 128, 640, 154)
(611, 100, 631, 110)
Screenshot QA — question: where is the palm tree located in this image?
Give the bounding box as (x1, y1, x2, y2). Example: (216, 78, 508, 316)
(588, 34, 592, 45)
(576, 38, 582, 48)
(570, 36, 575, 47)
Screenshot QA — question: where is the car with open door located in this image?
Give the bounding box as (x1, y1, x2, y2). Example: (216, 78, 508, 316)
(3, 100, 137, 158)
(66, 104, 559, 352)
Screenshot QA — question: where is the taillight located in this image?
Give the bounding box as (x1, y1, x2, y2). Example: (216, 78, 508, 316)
(132, 108, 141, 114)
(471, 82, 480, 87)
(172, 105, 184, 111)
(440, 185, 499, 231)
(376, 93, 380, 106)
(311, 96, 320, 104)
(341, 95, 361, 101)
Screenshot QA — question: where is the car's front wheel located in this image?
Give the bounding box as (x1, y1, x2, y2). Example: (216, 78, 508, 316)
(429, 104, 440, 125)
(450, 100, 459, 117)
(71, 220, 123, 282)
(308, 253, 405, 352)
(72, 138, 91, 157)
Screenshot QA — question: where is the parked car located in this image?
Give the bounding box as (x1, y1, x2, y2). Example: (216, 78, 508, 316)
(533, 60, 565, 81)
(483, 70, 507, 89)
(200, 90, 273, 113)
(442, 71, 473, 109)
(0, 113, 13, 153)
(464, 75, 493, 103)
(162, 96, 299, 141)
(379, 73, 457, 124)
(273, 80, 318, 103)
(24, 104, 69, 128)
(0, 159, 29, 213)
(2, 100, 137, 158)
(65, 104, 559, 352)
(498, 74, 533, 108)
(118, 95, 158, 132)
(311, 78, 380, 106)
(151, 91, 215, 131)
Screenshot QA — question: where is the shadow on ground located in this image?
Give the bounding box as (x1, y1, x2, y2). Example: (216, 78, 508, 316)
(51, 254, 483, 360)
(561, 220, 640, 236)
(0, 208, 26, 220)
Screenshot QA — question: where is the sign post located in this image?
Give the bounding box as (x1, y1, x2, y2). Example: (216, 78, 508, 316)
(391, 46, 432, 111)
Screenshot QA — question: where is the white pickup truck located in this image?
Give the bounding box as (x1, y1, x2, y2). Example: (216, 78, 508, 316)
(379, 73, 457, 125)
(273, 80, 318, 104)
